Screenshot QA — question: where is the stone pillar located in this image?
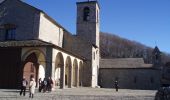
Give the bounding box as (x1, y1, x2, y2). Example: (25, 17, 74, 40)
(45, 47, 53, 78)
(51, 62, 55, 81)
(68, 65, 72, 88)
(76, 66, 79, 87)
(60, 64, 65, 89)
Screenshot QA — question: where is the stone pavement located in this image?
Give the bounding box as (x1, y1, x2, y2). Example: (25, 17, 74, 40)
(0, 88, 157, 100)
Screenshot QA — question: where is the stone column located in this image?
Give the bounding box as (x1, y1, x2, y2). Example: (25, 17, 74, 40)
(45, 47, 53, 78)
(76, 66, 80, 87)
(68, 65, 72, 88)
(60, 64, 65, 89)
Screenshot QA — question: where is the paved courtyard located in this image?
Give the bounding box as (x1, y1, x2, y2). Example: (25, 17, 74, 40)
(0, 88, 157, 100)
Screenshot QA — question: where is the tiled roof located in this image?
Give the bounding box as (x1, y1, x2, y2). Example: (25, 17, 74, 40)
(100, 58, 153, 69)
(0, 40, 86, 60)
(0, 40, 53, 47)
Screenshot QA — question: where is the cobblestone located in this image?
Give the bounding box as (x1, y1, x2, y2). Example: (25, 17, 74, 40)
(0, 88, 157, 100)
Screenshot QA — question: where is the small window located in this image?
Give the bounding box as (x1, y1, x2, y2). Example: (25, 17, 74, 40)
(83, 7, 90, 21)
(93, 52, 95, 60)
(96, 50, 98, 54)
(5, 28, 16, 40)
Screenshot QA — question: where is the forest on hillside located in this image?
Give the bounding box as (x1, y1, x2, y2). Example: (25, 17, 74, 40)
(100, 32, 170, 64)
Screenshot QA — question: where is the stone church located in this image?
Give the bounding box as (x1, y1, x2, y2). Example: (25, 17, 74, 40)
(0, 0, 162, 90)
(0, 0, 99, 89)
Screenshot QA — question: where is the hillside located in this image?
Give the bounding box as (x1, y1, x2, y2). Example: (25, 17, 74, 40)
(100, 32, 170, 64)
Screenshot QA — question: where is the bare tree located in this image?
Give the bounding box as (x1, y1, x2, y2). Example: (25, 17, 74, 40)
(100, 32, 170, 64)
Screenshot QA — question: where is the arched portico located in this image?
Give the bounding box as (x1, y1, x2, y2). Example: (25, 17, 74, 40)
(52, 49, 84, 89)
(55, 52, 64, 89)
(22, 49, 46, 86)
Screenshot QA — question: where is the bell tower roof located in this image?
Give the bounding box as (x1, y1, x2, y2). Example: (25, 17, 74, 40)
(76, 0, 100, 9)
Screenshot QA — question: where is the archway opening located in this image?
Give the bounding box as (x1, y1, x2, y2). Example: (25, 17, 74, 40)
(22, 50, 46, 87)
(23, 53, 38, 85)
(55, 52, 64, 89)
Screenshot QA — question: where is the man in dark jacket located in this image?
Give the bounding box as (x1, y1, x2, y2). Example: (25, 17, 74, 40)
(20, 77, 28, 96)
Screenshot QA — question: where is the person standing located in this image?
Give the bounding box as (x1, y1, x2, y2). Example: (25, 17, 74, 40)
(47, 77, 53, 92)
(38, 78, 42, 92)
(42, 78, 47, 93)
(20, 77, 28, 96)
(29, 78, 36, 98)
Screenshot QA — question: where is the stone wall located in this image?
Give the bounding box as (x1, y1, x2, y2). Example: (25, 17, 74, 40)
(63, 31, 93, 86)
(0, 0, 40, 40)
(99, 68, 161, 90)
(76, 2, 100, 47)
(39, 13, 63, 47)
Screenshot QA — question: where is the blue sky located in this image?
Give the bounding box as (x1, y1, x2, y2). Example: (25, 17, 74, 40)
(24, 0, 170, 53)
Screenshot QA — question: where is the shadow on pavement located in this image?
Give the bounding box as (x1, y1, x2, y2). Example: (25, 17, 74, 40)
(2, 89, 20, 93)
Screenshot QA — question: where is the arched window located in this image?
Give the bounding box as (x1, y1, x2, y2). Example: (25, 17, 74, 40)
(83, 7, 90, 21)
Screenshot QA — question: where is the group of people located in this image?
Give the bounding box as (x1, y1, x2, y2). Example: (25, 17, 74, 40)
(19, 76, 54, 98)
(20, 77, 36, 98)
(38, 77, 54, 93)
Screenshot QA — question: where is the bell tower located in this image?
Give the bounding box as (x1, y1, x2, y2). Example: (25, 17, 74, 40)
(76, 1, 100, 87)
(152, 46, 162, 67)
(76, 0, 100, 47)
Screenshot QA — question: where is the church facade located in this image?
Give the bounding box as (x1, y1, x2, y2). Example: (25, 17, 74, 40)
(0, 0, 99, 89)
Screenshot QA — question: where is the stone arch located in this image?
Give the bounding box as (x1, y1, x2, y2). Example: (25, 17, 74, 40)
(22, 49, 45, 61)
(55, 52, 64, 89)
(73, 59, 78, 87)
(23, 53, 38, 85)
(79, 61, 83, 86)
(22, 50, 46, 86)
(65, 56, 72, 88)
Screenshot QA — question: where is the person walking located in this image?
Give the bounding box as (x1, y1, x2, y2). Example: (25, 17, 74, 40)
(20, 77, 28, 96)
(29, 78, 36, 98)
(114, 80, 119, 92)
